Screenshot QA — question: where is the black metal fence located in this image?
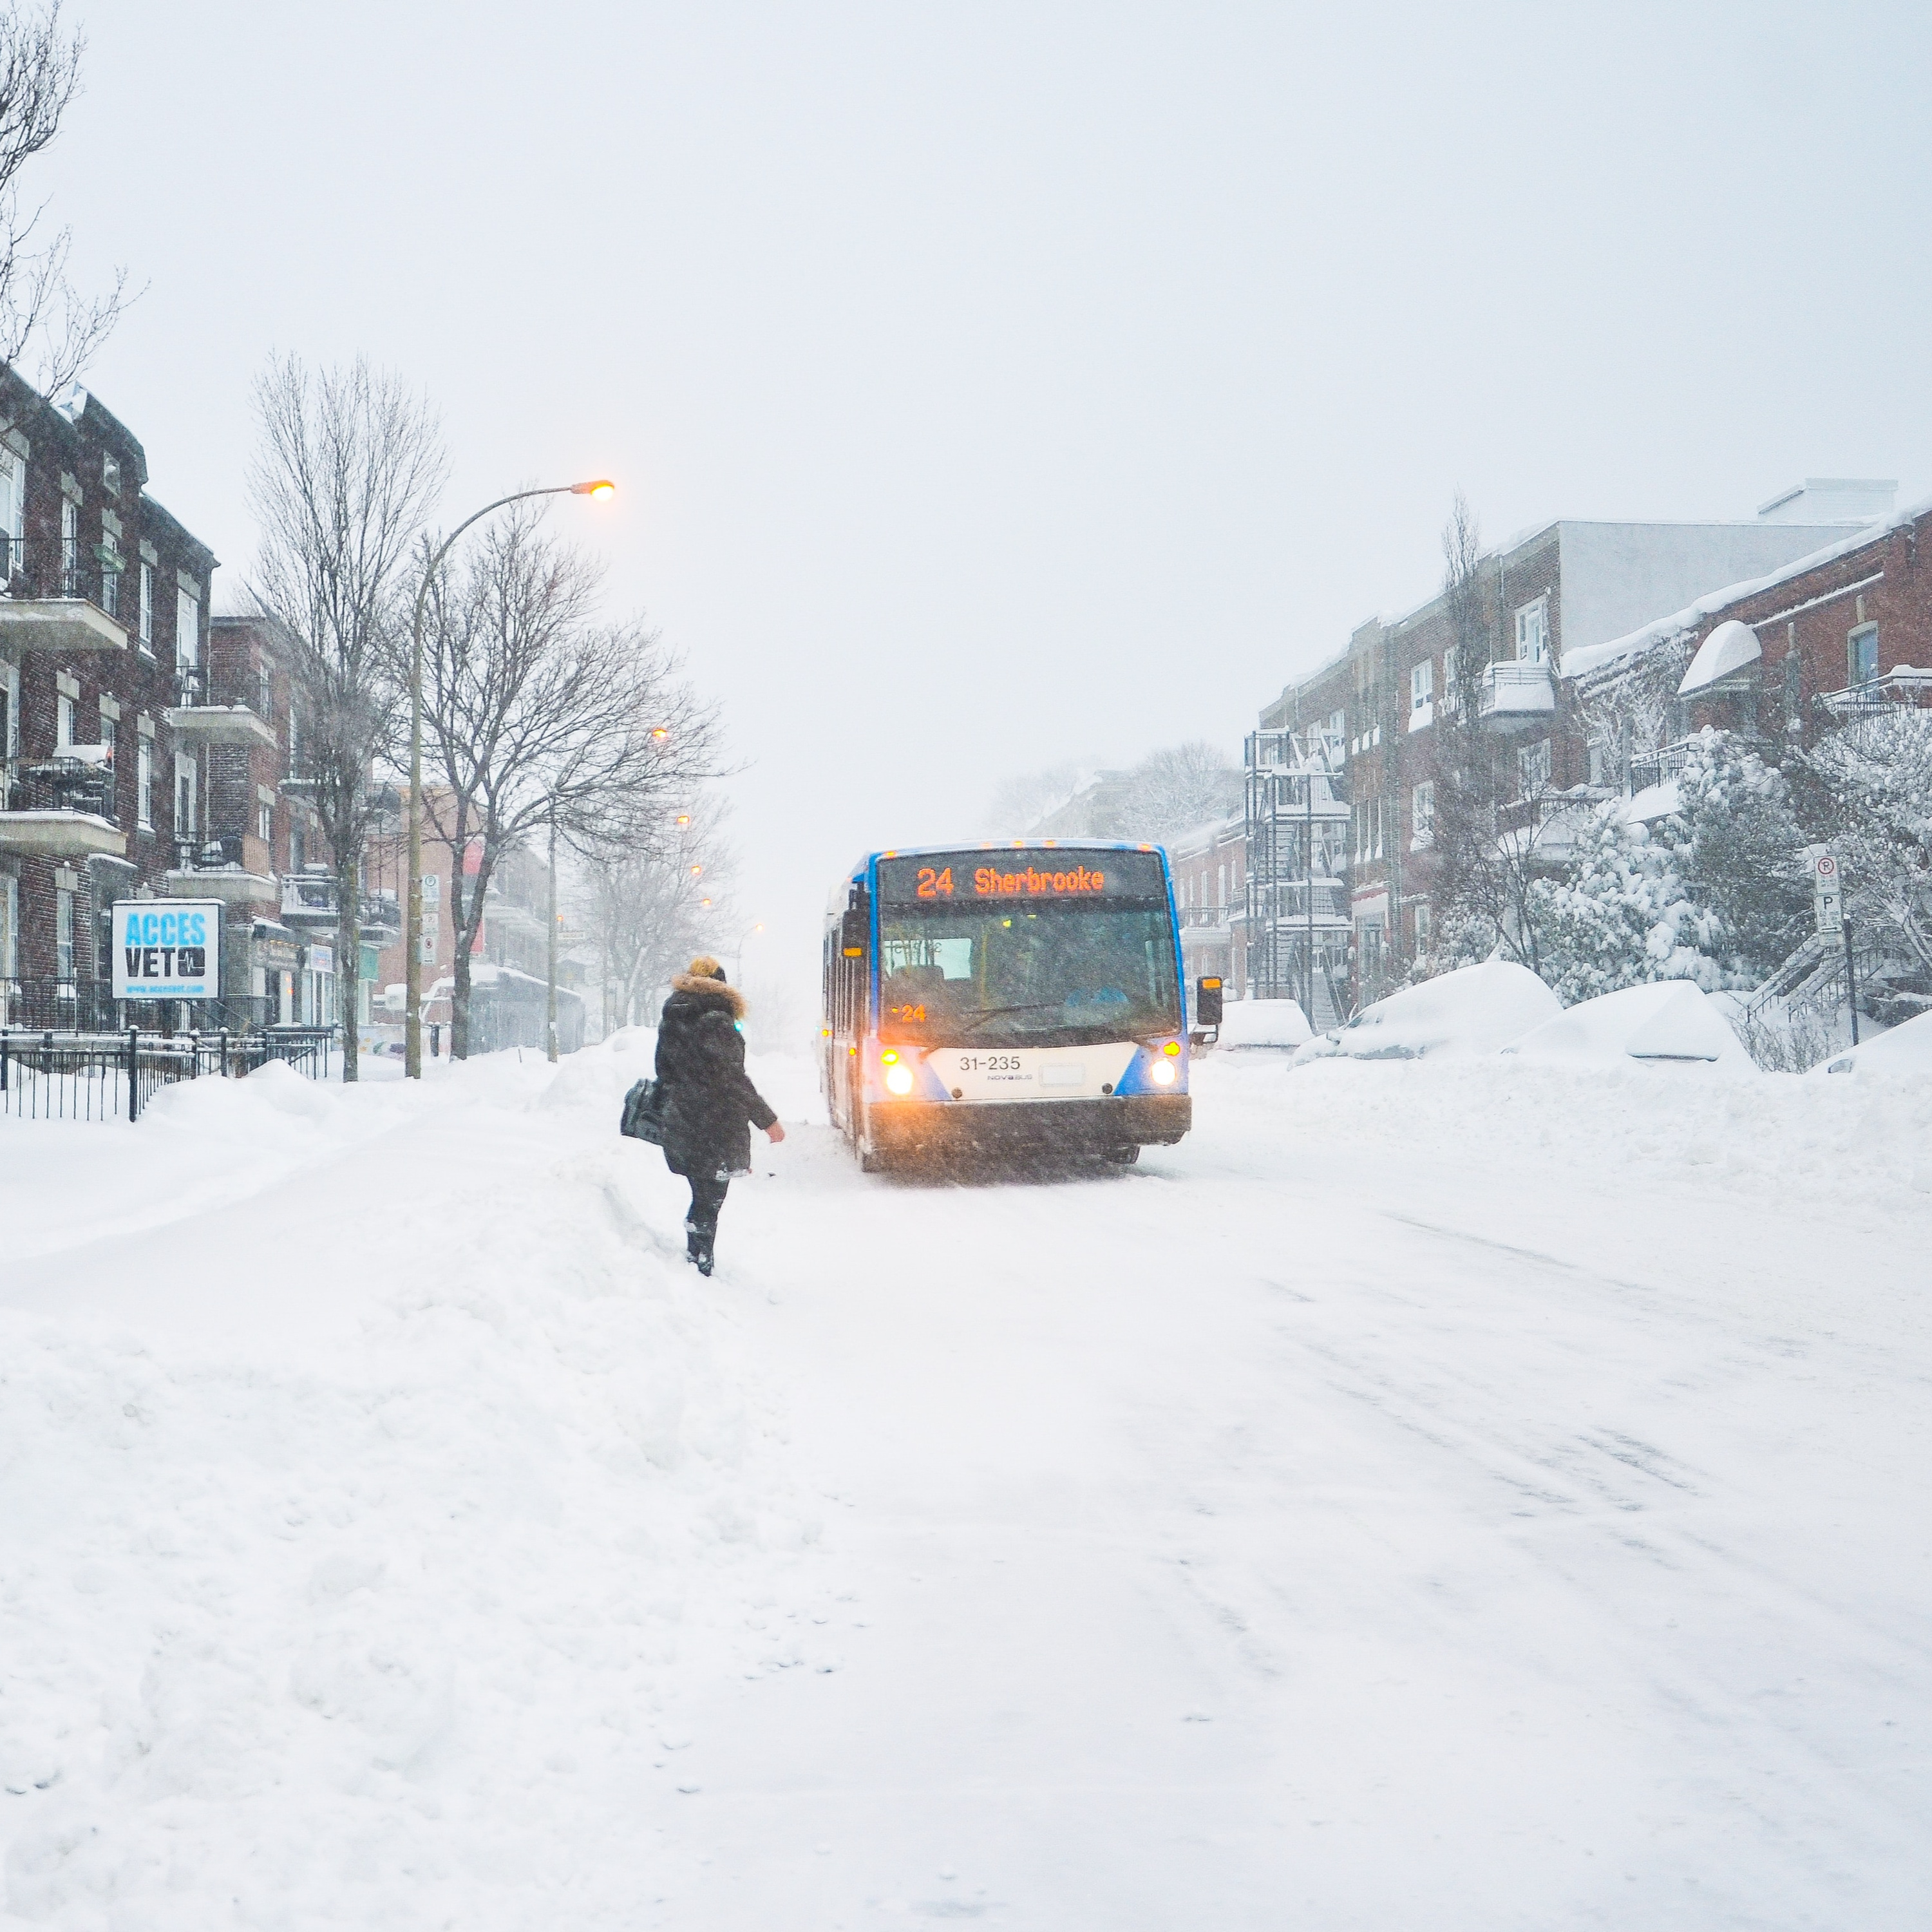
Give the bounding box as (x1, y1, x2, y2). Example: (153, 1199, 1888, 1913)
(1, 980, 276, 1034)
(0, 1025, 337, 1122)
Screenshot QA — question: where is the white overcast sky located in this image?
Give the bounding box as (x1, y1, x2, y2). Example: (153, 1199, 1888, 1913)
(49, 0, 1932, 990)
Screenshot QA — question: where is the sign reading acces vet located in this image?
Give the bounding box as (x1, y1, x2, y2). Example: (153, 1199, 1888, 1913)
(112, 900, 222, 999)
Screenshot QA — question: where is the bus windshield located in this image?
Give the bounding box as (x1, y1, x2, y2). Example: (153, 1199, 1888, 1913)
(878, 901, 1182, 1047)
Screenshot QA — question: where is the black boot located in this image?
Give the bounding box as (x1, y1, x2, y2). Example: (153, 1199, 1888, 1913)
(692, 1230, 715, 1276)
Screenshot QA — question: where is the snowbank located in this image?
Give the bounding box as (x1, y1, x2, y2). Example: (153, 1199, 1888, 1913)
(0, 1041, 823, 1926)
(1502, 980, 1756, 1073)
(1295, 960, 1561, 1065)
(1214, 998, 1311, 1050)
(1815, 1007, 1932, 1077)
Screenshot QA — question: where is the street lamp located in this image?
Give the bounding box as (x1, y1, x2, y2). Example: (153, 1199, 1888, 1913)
(734, 922, 764, 981)
(404, 479, 615, 1078)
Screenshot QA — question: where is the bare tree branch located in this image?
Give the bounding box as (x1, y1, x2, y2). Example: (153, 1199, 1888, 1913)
(245, 354, 446, 1079)
(0, 3, 134, 395)
(414, 506, 722, 1056)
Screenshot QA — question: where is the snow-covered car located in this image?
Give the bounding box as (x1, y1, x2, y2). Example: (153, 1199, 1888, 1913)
(1211, 998, 1311, 1052)
(1291, 960, 1560, 1065)
(1501, 980, 1756, 1073)
(1815, 1007, 1932, 1076)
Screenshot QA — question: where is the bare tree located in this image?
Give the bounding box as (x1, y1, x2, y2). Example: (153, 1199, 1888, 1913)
(574, 799, 734, 1033)
(1424, 492, 1518, 964)
(248, 355, 446, 1080)
(985, 762, 1086, 835)
(417, 507, 721, 1057)
(1115, 740, 1242, 840)
(0, 4, 129, 398)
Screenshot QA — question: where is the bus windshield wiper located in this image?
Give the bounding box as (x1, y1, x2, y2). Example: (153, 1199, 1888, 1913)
(952, 1002, 1058, 1036)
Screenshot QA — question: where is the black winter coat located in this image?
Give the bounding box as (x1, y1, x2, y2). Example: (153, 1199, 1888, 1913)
(654, 976, 778, 1179)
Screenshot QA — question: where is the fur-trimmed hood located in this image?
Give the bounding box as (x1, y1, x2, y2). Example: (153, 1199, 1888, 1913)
(670, 973, 746, 1016)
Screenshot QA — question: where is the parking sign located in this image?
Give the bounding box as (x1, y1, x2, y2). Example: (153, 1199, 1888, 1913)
(1811, 853, 1843, 937)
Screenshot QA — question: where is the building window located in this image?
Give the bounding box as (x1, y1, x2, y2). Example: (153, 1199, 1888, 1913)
(1412, 902, 1431, 952)
(1359, 920, 1385, 987)
(259, 663, 275, 718)
(137, 737, 154, 829)
(175, 751, 198, 837)
(0, 448, 23, 578)
(176, 585, 200, 672)
(1848, 623, 1879, 686)
(1410, 660, 1433, 711)
(1411, 781, 1435, 850)
(102, 453, 122, 495)
(99, 542, 121, 618)
(258, 795, 273, 842)
(99, 715, 116, 817)
(290, 819, 305, 871)
(55, 887, 75, 981)
(138, 562, 154, 648)
(1519, 738, 1551, 797)
(56, 692, 73, 748)
(1515, 597, 1550, 664)
(60, 497, 79, 594)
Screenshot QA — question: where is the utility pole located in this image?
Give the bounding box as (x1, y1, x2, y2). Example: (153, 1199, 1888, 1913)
(546, 797, 560, 1064)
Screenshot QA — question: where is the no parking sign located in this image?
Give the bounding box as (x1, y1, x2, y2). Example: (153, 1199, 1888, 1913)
(1810, 852, 1843, 937)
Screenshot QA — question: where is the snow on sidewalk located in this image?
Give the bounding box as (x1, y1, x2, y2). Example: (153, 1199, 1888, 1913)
(0, 1043, 822, 1928)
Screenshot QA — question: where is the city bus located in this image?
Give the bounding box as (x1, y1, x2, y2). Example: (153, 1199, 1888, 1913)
(821, 840, 1191, 1170)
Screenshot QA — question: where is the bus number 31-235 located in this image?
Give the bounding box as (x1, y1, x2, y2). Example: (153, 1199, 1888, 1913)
(916, 867, 954, 898)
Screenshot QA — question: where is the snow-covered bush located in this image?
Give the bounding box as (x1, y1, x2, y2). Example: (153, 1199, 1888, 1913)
(1525, 730, 1809, 1003)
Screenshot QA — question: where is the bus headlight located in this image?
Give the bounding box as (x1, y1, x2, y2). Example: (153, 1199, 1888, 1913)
(1150, 1057, 1178, 1086)
(884, 1063, 914, 1096)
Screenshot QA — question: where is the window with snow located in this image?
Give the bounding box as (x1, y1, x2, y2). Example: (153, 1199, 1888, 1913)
(137, 738, 154, 830)
(1518, 739, 1551, 797)
(175, 751, 198, 837)
(1410, 660, 1433, 711)
(1515, 598, 1550, 664)
(1848, 624, 1879, 687)
(176, 585, 200, 672)
(138, 563, 154, 648)
(1411, 781, 1435, 849)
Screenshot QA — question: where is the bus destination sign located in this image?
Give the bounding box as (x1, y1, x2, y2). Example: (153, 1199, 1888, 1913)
(878, 850, 1166, 905)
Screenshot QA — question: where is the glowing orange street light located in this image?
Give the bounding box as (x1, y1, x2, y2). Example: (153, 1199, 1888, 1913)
(404, 475, 615, 1079)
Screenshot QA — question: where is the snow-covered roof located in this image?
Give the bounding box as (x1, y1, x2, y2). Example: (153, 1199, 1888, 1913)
(1562, 491, 1932, 682)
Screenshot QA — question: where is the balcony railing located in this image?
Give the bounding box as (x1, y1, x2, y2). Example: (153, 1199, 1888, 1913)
(1476, 659, 1555, 730)
(1818, 668, 1932, 718)
(164, 668, 278, 748)
(1628, 739, 1694, 789)
(279, 872, 402, 938)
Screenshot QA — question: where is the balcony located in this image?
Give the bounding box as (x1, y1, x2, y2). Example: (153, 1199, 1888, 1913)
(165, 834, 278, 905)
(0, 593, 128, 654)
(163, 670, 278, 750)
(0, 755, 126, 858)
(279, 871, 403, 942)
(1818, 667, 1932, 719)
(1476, 659, 1555, 732)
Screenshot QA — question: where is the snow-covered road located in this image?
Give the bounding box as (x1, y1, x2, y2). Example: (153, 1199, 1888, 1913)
(2, 1038, 1927, 1929)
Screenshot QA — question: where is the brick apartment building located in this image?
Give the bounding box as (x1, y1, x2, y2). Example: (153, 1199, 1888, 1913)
(365, 804, 562, 1054)
(0, 374, 222, 1027)
(1252, 486, 1882, 1007)
(1563, 489, 1932, 770)
(1168, 810, 1246, 999)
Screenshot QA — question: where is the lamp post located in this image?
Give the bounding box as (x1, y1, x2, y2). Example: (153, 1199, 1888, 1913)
(404, 478, 614, 1078)
(734, 922, 764, 982)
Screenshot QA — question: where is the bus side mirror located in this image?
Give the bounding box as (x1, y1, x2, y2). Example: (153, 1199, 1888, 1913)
(840, 907, 868, 958)
(1196, 976, 1224, 1027)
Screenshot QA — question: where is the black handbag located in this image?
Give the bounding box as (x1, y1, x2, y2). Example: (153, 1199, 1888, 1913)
(620, 1076, 668, 1144)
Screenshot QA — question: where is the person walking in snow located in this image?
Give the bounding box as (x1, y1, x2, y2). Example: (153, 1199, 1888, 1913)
(654, 957, 784, 1275)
